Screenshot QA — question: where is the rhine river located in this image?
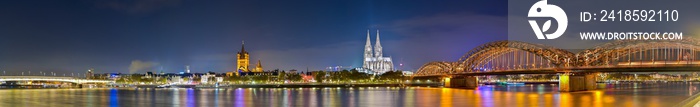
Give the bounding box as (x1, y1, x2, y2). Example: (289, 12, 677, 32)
(0, 82, 697, 107)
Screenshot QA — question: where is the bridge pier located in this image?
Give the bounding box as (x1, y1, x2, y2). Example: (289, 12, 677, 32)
(559, 73, 597, 92)
(443, 76, 478, 89)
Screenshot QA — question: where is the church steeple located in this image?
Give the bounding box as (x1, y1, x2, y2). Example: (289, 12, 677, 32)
(237, 41, 250, 72)
(254, 60, 263, 72)
(364, 29, 373, 59)
(374, 29, 383, 57)
(240, 41, 246, 53)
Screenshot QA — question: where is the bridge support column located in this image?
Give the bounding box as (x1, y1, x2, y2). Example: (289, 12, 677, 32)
(559, 73, 597, 92)
(443, 77, 452, 88)
(584, 73, 598, 90)
(559, 74, 570, 92)
(464, 76, 478, 89)
(443, 76, 478, 89)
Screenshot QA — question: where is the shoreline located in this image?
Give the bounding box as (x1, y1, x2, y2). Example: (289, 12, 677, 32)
(135, 83, 442, 88)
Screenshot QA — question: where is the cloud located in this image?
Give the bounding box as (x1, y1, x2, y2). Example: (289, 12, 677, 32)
(128, 60, 159, 73)
(94, 0, 182, 14)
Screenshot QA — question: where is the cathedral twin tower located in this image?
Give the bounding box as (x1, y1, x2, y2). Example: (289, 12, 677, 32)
(363, 29, 394, 74)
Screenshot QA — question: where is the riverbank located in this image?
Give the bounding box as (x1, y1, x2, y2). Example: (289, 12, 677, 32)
(135, 83, 442, 88)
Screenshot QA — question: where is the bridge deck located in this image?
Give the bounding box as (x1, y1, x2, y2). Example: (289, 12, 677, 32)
(414, 65, 700, 77)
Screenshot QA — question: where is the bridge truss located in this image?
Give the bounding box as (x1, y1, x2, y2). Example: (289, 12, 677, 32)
(414, 38, 700, 77)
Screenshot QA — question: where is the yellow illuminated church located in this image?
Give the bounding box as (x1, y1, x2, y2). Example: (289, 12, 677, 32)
(234, 41, 263, 74)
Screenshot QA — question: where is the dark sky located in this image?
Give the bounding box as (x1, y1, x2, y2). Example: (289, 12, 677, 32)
(0, 0, 507, 74)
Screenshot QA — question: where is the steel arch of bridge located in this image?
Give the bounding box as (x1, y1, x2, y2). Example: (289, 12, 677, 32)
(458, 41, 575, 71)
(578, 38, 700, 66)
(414, 61, 457, 76)
(414, 38, 700, 77)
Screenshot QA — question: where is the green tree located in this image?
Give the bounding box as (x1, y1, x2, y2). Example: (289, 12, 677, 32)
(313, 71, 326, 83)
(130, 75, 144, 83)
(379, 71, 404, 82)
(116, 78, 127, 83)
(141, 78, 154, 83)
(351, 69, 371, 81)
(157, 77, 167, 84)
(225, 76, 244, 83)
(251, 75, 269, 83)
(285, 73, 303, 82)
(183, 77, 190, 82)
(278, 71, 286, 82)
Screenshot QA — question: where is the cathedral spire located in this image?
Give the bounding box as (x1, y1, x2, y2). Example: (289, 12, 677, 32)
(374, 29, 382, 57)
(365, 29, 372, 47)
(364, 29, 373, 59)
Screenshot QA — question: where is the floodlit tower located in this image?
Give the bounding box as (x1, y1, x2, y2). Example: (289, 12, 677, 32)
(254, 60, 263, 72)
(374, 30, 383, 58)
(237, 41, 250, 72)
(363, 29, 373, 68)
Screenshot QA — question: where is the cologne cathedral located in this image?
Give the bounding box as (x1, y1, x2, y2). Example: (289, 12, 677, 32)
(363, 30, 394, 74)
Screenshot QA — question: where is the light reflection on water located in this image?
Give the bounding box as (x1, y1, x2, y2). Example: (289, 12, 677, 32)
(0, 82, 695, 107)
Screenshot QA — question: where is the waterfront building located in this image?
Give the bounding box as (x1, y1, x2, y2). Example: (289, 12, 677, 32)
(237, 41, 250, 72)
(362, 29, 394, 74)
(254, 60, 263, 72)
(86, 68, 94, 79)
(226, 72, 236, 77)
(201, 74, 212, 84)
(216, 77, 224, 82)
(401, 71, 414, 76)
(289, 69, 299, 74)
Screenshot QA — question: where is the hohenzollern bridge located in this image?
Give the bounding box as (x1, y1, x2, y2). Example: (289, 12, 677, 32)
(413, 38, 700, 91)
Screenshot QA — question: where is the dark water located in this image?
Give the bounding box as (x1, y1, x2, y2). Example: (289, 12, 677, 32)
(0, 82, 697, 107)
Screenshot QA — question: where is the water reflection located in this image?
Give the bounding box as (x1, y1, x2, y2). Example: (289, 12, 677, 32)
(0, 82, 695, 106)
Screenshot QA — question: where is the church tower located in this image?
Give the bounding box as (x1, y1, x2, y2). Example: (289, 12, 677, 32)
(254, 60, 263, 72)
(361, 29, 394, 74)
(374, 30, 383, 57)
(237, 41, 250, 72)
(363, 29, 373, 68)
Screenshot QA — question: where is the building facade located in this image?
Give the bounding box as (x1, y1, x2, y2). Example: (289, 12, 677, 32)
(362, 30, 394, 74)
(237, 41, 250, 72)
(86, 68, 94, 79)
(253, 60, 263, 72)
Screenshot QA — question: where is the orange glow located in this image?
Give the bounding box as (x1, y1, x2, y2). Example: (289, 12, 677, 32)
(441, 88, 453, 107)
(559, 75, 570, 92)
(444, 77, 451, 88)
(560, 93, 572, 107)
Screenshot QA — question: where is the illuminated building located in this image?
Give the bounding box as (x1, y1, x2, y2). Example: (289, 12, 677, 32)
(237, 41, 250, 72)
(362, 29, 394, 74)
(86, 68, 94, 79)
(253, 60, 263, 72)
(226, 72, 236, 76)
(185, 65, 191, 73)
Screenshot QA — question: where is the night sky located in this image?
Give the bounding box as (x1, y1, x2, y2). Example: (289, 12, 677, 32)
(0, 0, 507, 74)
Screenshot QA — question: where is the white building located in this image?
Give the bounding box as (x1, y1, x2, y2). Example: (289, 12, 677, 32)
(172, 76, 183, 84)
(362, 29, 394, 74)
